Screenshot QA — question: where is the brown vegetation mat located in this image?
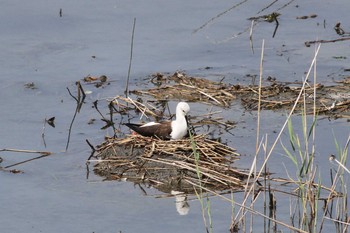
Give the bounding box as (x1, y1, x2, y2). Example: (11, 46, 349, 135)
(131, 72, 235, 107)
(131, 72, 350, 118)
(93, 134, 248, 194)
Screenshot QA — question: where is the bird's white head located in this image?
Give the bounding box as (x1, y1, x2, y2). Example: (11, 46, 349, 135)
(176, 102, 190, 117)
(171, 102, 190, 139)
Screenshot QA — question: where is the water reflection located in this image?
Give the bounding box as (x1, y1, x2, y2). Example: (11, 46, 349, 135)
(171, 190, 190, 216)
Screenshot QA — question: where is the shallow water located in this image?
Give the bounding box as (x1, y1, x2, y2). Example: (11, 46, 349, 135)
(1, 1, 349, 232)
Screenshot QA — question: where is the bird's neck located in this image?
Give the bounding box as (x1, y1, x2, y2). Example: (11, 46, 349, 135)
(174, 114, 186, 124)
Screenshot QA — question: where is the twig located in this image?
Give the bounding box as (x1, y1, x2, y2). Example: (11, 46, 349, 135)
(86, 139, 96, 179)
(305, 37, 350, 47)
(255, 0, 279, 14)
(256, 39, 264, 152)
(329, 154, 350, 174)
(93, 100, 115, 131)
(198, 90, 222, 106)
(0, 148, 51, 155)
(125, 18, 136, 97)
(275, 0, 295, 12)
(272, 16, 279, 38)
(179, 83, 223, 106)
(5, 152, 51, 168)
(41, 118, 47, 148)
(86, 139, 96, 160)
(127, 97, 149, 120)
(66, 82, 86, 151)
(249, 20, 255, 53)
(192, 0, 249, 34)
(323, 216, 350, 226)
(112, 95, 159, 118)
(107, 101, 117, 135)
(93, 100, 107, 120)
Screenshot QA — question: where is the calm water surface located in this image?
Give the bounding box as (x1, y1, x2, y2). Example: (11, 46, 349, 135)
(1, 1, 349, 232)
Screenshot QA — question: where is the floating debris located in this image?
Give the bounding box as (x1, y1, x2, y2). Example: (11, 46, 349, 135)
(83, 75, 108, 88)
(46, 117, 55, 128)
(24, 82, 37, 89)
(296, 14, 317, 20)
(130, 72, 350, 118)
(247, 12, 280, 23)
(131, 72, 235, 107)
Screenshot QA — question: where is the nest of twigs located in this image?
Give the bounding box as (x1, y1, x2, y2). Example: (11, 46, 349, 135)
(94, 134, 248, 194)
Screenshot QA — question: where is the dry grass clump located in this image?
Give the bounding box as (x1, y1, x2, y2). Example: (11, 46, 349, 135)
(93, 134, 248, 194)
(131, 72, 235, 107)
(240, 82, 350, 117)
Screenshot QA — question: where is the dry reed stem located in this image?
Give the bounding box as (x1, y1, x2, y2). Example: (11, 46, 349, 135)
(185, 179, 309, 233)
(318, 134, 350, 231)
(125, 18, 136, 97)
(111, 96, 159, 118)
(233, 43, 325, 228)
(144, 157, 231, 186)
(255, 43, 321, 183)
(0, 148, 51, 155)
(179, 83, 223, 105)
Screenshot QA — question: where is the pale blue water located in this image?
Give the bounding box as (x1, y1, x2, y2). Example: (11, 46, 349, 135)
(0, 0, 349, 232)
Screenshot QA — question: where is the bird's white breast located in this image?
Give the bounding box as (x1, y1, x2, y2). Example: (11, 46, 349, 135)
(170, 119, 188, 139)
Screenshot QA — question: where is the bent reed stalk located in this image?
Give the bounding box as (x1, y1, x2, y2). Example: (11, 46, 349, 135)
(227, 41, 348, 232)
(189, 130, 213, 233)
(229, 43, 327, 232)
